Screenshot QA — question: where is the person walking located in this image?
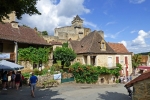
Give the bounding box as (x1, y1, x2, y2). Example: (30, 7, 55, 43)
(19, 71, 24, 88)
(2, 71, 8, 90)
(15, 71, 21, 90)
(124, 85, 132, 98)
(10, 71, 16, 88)
(29, 72, 38, 98)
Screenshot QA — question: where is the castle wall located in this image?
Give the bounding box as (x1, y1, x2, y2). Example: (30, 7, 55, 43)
(2, 11, 16, 23)
(42, 35, 59, 43)
(54, 26, 75, 36)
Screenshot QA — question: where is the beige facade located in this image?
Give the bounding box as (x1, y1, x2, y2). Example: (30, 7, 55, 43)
(2, 11, 16, 23)
(73, 54, 132, 76)
(54, 26, 91, 41)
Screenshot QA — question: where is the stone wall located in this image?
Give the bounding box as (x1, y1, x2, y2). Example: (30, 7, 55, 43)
(132, 79, 150, 100)
(97, 75, 116, 84)
(54, 26, 75, 36)
(2, 11, 16, 23)
(20, 59, 53, 70)
(96, 54, 116, 67)
(36, 75, 54, 86)
(67, 33, 79, 40)
(43, 35, 59, 42)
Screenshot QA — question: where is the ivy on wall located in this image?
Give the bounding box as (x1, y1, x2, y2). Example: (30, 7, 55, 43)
(18, 47, 50, 64)
(69, 62, 122, 84)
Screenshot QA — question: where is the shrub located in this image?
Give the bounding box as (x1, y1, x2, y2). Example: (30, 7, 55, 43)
(33, 68, 42, 75)
(116, 79, 119, 83)
(42, 68, 49, 75)
(69, 62, 99, 84)
(22, 72, 30, 78)
(69, 62, 122, 84)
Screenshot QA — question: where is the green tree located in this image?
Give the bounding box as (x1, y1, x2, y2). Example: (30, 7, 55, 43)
(42, 31, 48, 35)
(62, 42, 68, 47)
(0, 0, 41, 22)
(53, 47, 76, 68)
(18, 47, 50, 67)
(132, 54, 141, 75)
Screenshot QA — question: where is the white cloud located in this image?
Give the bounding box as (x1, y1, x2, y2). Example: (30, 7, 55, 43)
(129, 0, 145, 4)
(130, 30, 137, 33)
(132, 30, 148, 47)
(18, 0, 90, 35)
(105, 27, 128, 39)
(105, 21, 116, 26)
(119, 40, 127, 47)
(84, 21, 97, 29)
(125, 30, 150, 53)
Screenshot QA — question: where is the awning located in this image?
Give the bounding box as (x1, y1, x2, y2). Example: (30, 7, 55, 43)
(138, 66, 150, 70)
(0, 60, 24, 70)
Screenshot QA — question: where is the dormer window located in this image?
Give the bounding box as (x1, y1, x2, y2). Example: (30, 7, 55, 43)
(101, 42, 104, 49)
(100, 40, 106, 51)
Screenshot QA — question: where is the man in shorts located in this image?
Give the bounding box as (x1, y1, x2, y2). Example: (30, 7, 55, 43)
(29, 72, 38, 98)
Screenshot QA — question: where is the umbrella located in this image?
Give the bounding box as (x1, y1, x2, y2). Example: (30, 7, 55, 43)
(0, 60, 24, 70)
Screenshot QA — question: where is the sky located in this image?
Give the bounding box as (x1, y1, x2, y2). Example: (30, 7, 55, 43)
(17, 0, 150, 54)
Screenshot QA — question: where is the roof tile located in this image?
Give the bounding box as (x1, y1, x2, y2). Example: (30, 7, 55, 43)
(70, 31, 115, 54)
(108, 42, 130, 54)
(0, 23, 50, 45)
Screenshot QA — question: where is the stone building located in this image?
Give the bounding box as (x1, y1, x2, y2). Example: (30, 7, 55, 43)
(0, 12, 52, 69)
(43, 15, 91, 43)
(69, 30, 132, 84)
(125, 70, 150, 100)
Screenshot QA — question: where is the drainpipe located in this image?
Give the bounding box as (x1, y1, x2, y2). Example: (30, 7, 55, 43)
(14, 41, 18, 63)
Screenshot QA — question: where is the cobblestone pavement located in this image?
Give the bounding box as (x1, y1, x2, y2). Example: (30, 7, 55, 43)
(0, 83, 132, 100)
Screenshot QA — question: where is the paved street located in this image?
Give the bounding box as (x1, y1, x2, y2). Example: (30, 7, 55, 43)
(0, 83, 132, 100)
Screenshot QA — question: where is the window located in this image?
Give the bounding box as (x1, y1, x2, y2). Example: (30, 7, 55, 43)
(108, 57, 113, 68)
(101, 42, 104, 49)
(100, 40, 106, 50)
(79, 32, 83, 34)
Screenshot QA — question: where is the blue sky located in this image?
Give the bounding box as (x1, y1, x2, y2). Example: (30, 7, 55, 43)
(18, 0, 150, 54)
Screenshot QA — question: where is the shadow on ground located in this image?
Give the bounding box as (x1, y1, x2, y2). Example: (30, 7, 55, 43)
(98, 91, 132, 100)
(0, 86, 64, 100)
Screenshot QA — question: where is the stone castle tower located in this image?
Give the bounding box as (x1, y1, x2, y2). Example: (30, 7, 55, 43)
(53, 15, 91, 42)
(71, 15, 83, 28)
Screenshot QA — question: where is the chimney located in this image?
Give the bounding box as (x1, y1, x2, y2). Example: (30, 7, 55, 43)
(98, 30, 104, 39)
(11, 21, 18, 28)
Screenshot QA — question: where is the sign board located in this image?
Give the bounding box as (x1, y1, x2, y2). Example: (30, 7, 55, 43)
(54, 73, 61, 80)
(0, 53, 10, 59)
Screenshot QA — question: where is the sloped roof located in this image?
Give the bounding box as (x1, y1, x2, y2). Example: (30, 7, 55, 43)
(108, 43, 130, 54)
(70, 31, 116, 54)
(0, 22, 50, 45)
(125, 71, 150, 87)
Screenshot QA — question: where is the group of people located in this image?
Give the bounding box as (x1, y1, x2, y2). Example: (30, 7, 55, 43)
(0, 70, 38, 98)
(0, 70, 24, 90)
(119, 75, 132, 84)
